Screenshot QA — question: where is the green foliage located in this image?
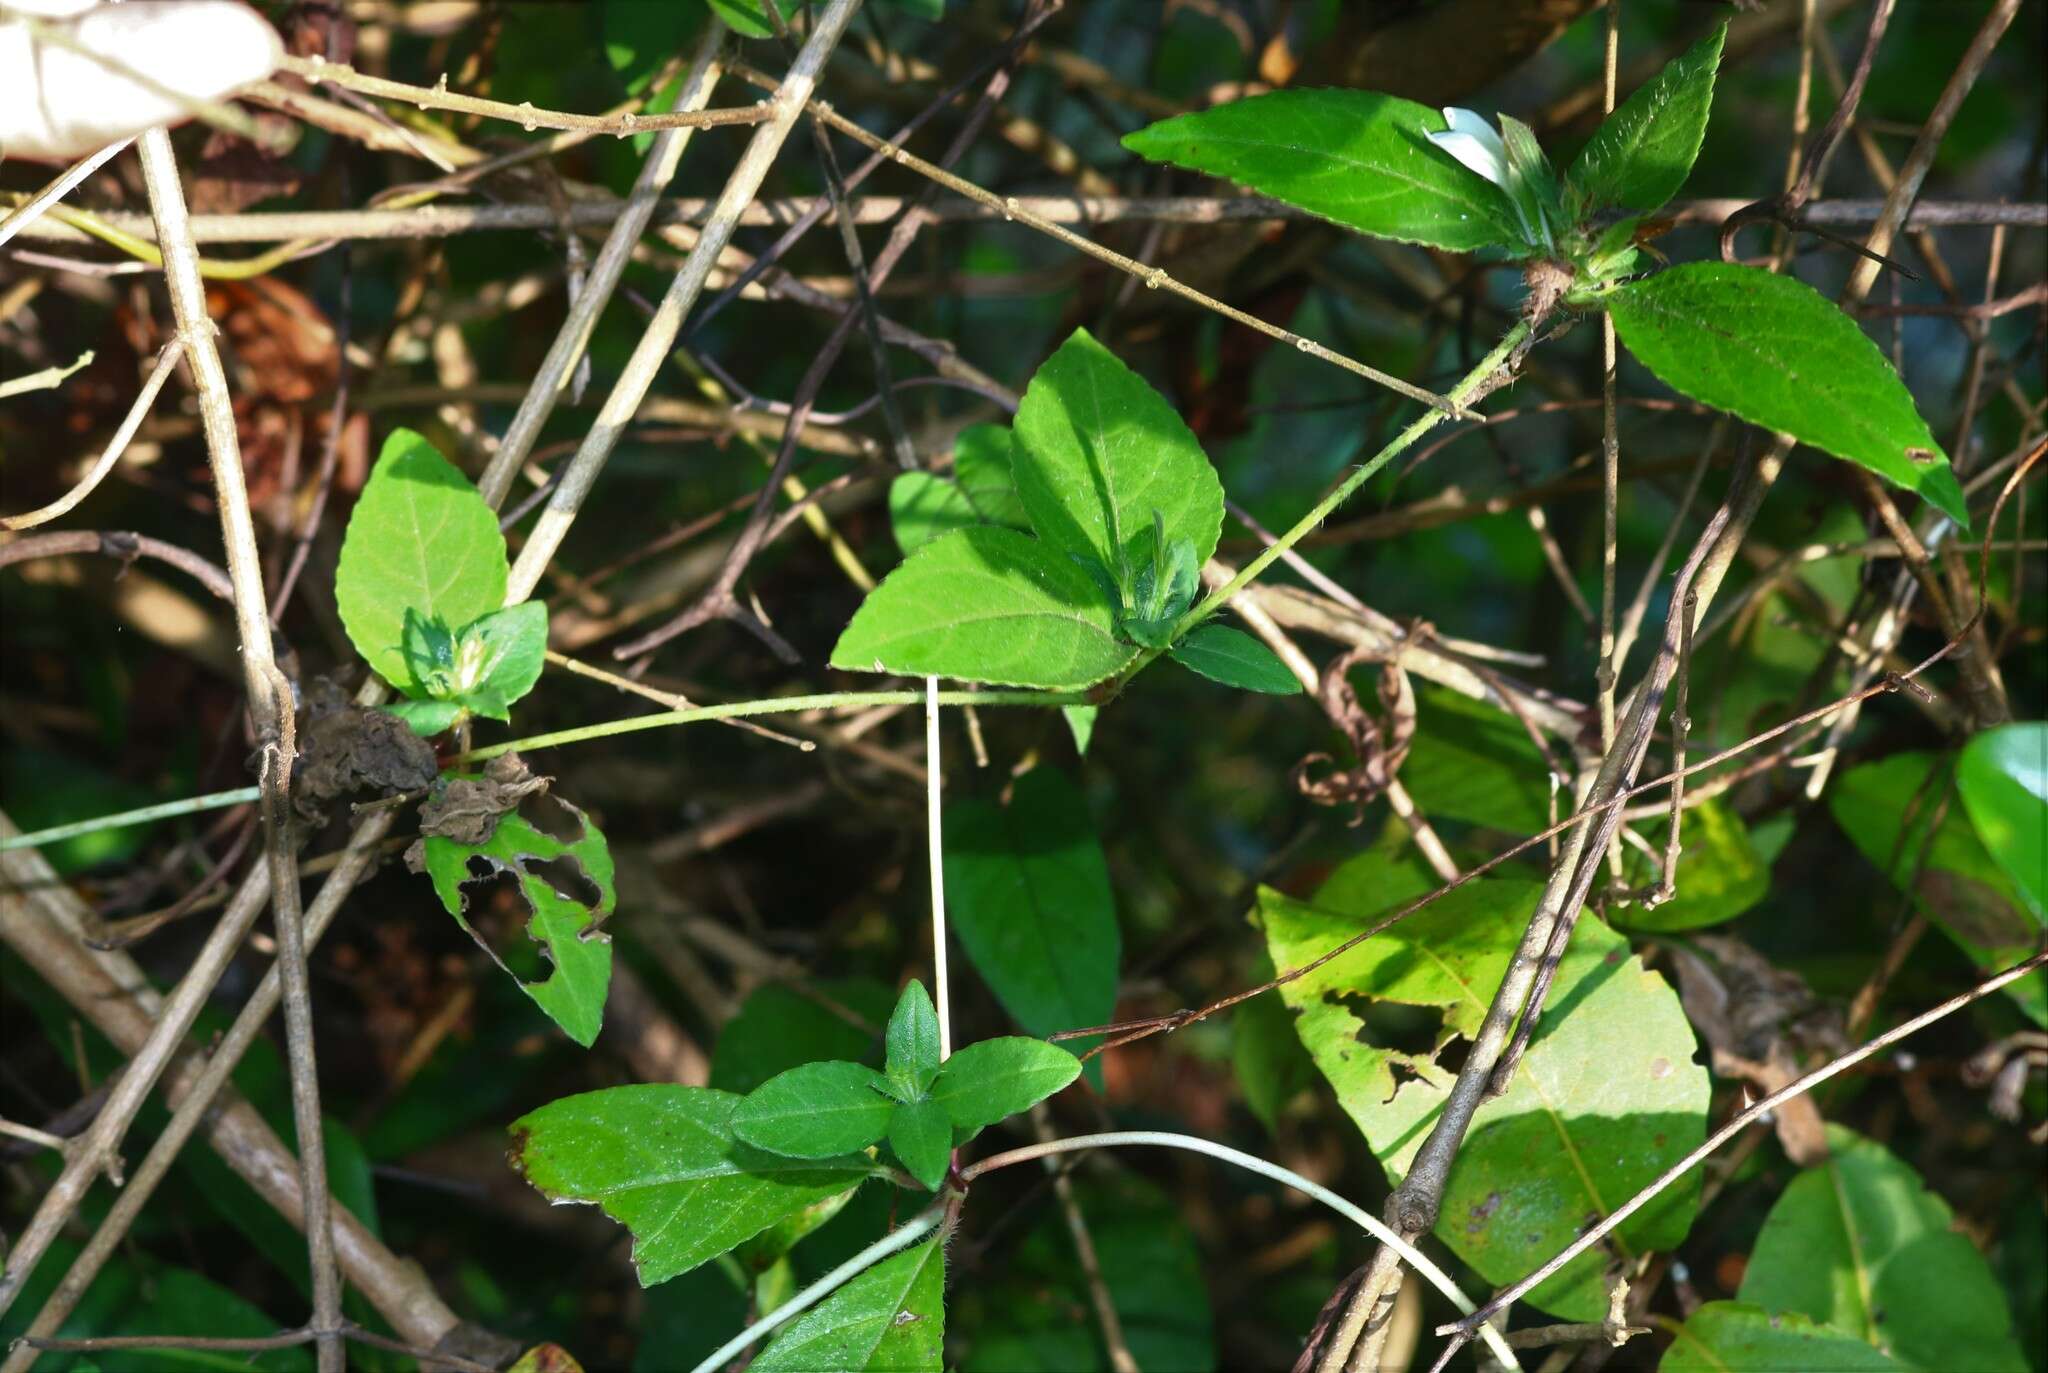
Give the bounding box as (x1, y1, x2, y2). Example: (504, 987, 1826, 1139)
(1955, 722, 2047, 917)
(423, 797, 615, 1046)
(731, 1060, 899, 1158)
(889, 424, 1030, 555)
(927, 1037, 1081, 1131)
(1567, 24, 1725, 214)
(889, 472, 981, 556)
(1259, 850, 1708, 1319)
(886, 1097, 954, 1192)
(509, 1085, 874, 1286)
(710, 979, 894, 1095)
(884, 978, 943, 1100)
(1398, 684, 1554, 832)
(1122, 90, 1527, 253)
(752, 1239, 944, 1373)
(943, 766, 1121, 1049)
(1738, 1126, 2027, 1371)
(1664, 1303, 1905, 1371)
(1612, 798, 1769, 931)
(1605, 263, 1968, 526)
(1168, 624, 1301, 694)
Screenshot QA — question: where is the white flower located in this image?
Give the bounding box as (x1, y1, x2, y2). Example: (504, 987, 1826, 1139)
(0, 1, 281, 163)
(1428, 108, 1512, 190)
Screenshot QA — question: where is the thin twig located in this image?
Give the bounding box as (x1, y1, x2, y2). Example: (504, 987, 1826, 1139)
(2, 341, 184, 532)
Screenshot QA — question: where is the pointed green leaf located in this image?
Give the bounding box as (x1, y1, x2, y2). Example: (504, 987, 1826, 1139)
(885, 980, 942, 1098)
(509, 1085, 871, 1286)
(336, 429, 509, 695)
(890, 472, 981, 556)
(386, 698, 464, 738)
(454, 601, 549, 721)
(887, 1098, 952, 1192)
(930, 1037, 1081, 1131)
(1062, 705, 1098, 756)
(752, 1237, 944, 1373)
(731, 1061, 896, 1159)
(1012, 329, 1224, 584)
(1568, 24, 1726, 213)
(1608, 263, 1967, 526)
(1739, 1127, 2028, 1371)
(1664, 1304, 1905, 1372)
(953, 423, 1030, 530)
(1123, 89, 1525, 252)
(1956, 722, 2047, 918)
(831, 528, 1133, 689)
(1259, 850, 1708, 1320)
(944, 767, 1120, 1047)
(423, 801, 614, 1047)
(1168, 625, 1303, 694)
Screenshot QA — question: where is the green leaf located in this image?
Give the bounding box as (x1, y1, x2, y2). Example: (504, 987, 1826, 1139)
(953, 423, 1030, 530)
(1607, 263, 1967, 526)
(944, 766, 1120, 1048)
(1123, 89, 1525, 253)
(890, 472, 982, 557)
(1011, 329, 1224, 587)
(731, 1060, 896, 1159)
(1738, 1126, 2029, 1371)
(1399, 685, 1553, 832)
(1956, 722, 2047, 918)
(887, 1098, 953, 1192)
(386, 697, 464, 737)
(1062, 705, 1098, 756)
(1232, 975, 1316, 1133)
(1168, 625, 1302, 694)
(451, 601, 548, 721)
(423, 801, 615, 1047)
(335, 429, 510, 696)
(1831, 752, 2045, 1025)
(509, 1085, 871, 1286)
(830, 527, 1135, 689)
(703, 0, 794, 40)
(1567, 24, 1726, 214)
(930, 1037, 1081, 1131)
(1259, 850, 1708, 1320)
(885, 980, 942, 1099)
(752, 1237, 943, 1373)
(711, 979, 893, 1096)
(1663, 1303, 1905, 1372)
(1611, 797, 1767, 931)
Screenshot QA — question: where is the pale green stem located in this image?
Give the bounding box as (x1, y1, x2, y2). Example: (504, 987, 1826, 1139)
(685, 1206, 944, 1373)
(0, 787, 261, 854)
(454, 689, 1087, 764)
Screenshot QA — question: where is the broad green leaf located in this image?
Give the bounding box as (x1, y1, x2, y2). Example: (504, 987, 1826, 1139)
(887, 1097, 952, 1192)
(711, 979, 893, 1096)
(336, 429, 509, 696)
(1123, 89, 1525, 253)
(944, 766, 1120, 1049)
(1168, 624, 1302, 694)
(752, 1237, 944, 1373)
(454, 601, 549, 721)
(953, 423, 1029, 530)
(1259, 850, 1708, 1319)
(1831, 753, 2045, 1025)
(1738, 1126, 2028, 1371)
(1611, 797, 1767, 931)
(1956, 722, 2047, 918)
(1233, 971, 1316, 1133)
(423, 801, 615, 1047)
(1663, 1303, 1904, 1372)
(885, 980, 942, 1098)
(890, 472, 981, 556)
(1011, 329, 1224, 586)
(1567, 24, 1725, 214)
(1399, 685, 1553, 832)
(1608, 263, 1967, 526)
(731, 1060, 896, 1158)
(831, 527, 1134, 689)
(509, 1085, 871, 1286)
(930, 1037, 1081, 1131)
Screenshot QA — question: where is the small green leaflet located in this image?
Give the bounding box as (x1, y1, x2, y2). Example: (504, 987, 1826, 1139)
(1123, 89, 1526, 253)
(508, 1085, 871, 1286)
(751, 1238, 944, 1373)
(730, 1060, 898, 1159)
(886, 1097, 953, 1192)
(1168, 625, 1301, 694)
(1664, 1304, 1904, 1372)
(928, 1037, 1081, 1132)
(885, 980, 942, 1100)
(830, 527, 1135, 689)
(1567, 24, 1725, 215)
(335, 429, 510, 698)
(1955, 721, 2047, 918)
(1606, 262, 1968, 526)
(422, 798, 614, 1047)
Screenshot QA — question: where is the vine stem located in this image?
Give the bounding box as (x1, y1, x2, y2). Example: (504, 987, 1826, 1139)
(926, 677, 952, 1060)
(0, 785, 260, 854)
(450, 690, 1090, 765)
(961, 1131, 1522, 1373)
(684, 1207, 944, 1373)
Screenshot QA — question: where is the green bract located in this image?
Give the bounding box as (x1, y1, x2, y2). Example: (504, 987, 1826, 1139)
(1607, 263, 1969, 526)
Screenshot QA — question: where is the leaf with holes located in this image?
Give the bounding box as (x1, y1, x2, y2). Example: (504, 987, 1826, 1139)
(509, 1085, 871, 1286)
(1738, 1126, 2028, 1371)
(335, 429, 509, 697)
(1124, 89, 1527, 253)
(422, 798, 614, 1047)
(1168, 625, 1301, 694)
(751, 1237, 944, 1373)
(1606, 263, 1967, 526)
(1567, 24, 1725, 214)
(1258, 848, 1708, 1319)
